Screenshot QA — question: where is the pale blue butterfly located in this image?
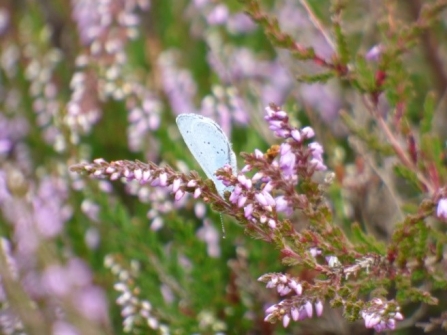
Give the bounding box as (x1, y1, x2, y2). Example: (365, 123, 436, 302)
(176, 114, 237, 197)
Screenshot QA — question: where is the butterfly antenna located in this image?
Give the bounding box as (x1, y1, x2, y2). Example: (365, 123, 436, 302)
(220, 214, 226, 239)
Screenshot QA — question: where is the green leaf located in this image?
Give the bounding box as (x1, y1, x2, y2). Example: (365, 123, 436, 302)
(296, 71, 335, 83)
(393, 165, 420, 189)
(351, 223, 386, 254)
(420, 91, 436, 134)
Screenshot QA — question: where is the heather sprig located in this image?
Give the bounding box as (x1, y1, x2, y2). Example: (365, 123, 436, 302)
(71, 104, 399, 330)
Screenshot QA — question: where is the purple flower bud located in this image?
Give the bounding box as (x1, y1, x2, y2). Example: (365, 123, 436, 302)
(172, 179, 181, 193)
(134, 169, 143, 181)
(437, 198, 447, 220)
(310, 158, 327, 171)
(387, 318, 396, 330)
(254, 149, 263, 159)
(110, 172, 121, 180)
(304, 301, 313, 318)
(187, 180, 197, 187)
(276, 129, 290, 138)
(308, 142, 324, 157)
(291, 307, 299, 321)
(298, 308, 308, 320)
(277, 111, 288, 119)
(237, 175, 252, 189)
(268, 120, 283, 131)
(266, 280, 276, 289)
(394, 312, 403, 320)
(365, 44, 383, 61)
(263, 181, 274, 193)
(151, 177, 160, 187)
(252, 172, 263, 182)
(244, 204, 253, 219)
(301, 126, 315, 139)
(282, 314, 290, 328)
(280, 150, 296, 176)
(241, 164, 252, 173)
(265, 106, 275, 117)
(237, 196, 247, 208)
(207, 4, 229, 25)
(142, 170, 151, 182)
(123, 169, 132, 178)
(291, 129, 301, 142)
(309, 247, 321, 258)
(268, 219, 276, 229)
(255, 193, 268, 207)
(159, 173, 167, 187)
(106, 166, 116, 174)
(280, 143, 291, 155)
(193, 188, 201, 198)
(262, 191, 276, 207)
(369, 315, 380, 328)
(93, 158, 106, 164)
(265, 304, 277, 314)
(315, 300, 323, 316)
(275, 196, 289, 212)
(174, 190, 185, 201)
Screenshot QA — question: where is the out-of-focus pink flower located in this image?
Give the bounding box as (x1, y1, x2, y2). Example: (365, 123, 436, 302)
(437, 198, 447, 220)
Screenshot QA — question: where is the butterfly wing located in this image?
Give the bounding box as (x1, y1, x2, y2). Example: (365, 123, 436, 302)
(176, 114, 237, 196)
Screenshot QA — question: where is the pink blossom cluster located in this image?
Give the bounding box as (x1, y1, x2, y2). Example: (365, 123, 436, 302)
(105, 255, 166, 332)
(360, 298, 403, 332)
(259, 273, 323, 328)
(214, 104, 327, 231)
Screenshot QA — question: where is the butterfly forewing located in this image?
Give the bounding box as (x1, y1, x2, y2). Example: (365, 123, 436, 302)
(176, 114, 237, 196)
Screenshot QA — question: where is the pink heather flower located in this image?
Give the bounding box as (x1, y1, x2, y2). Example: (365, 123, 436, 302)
(237, 174, 252, 189)
(172, 178, 181, 193)
(244, 203, 254, 219)
(279, 146, 296, 177)
(226, 12, 256, 34)
(174, 190, 185, 201)
(365, 44, 383, 61)
(291, 307, 299, 321)
(361, 299, 403, 332)
(304, 301, 313, 318)
(309, 247, 322, 258)
(282, 314, 290, 328)
(436, 198, 447, 220)
(159, 173, 168, 187)
(301, 126, 315, 139)
(193, 188, 201, 198)
(275, 196, 293, 216)
(237, 195, 247, 208)
(268, 219, 276, 229)
(308, 142, 324, 157)
(288, 280, 302, 295)
(255, 192, 268, 207)
(254, 149, 263, 159)
(291, 129, 301, 142)
(315, 300, 323, 316)
(187, 180, 197, 187)
(207, 4, 229, 25)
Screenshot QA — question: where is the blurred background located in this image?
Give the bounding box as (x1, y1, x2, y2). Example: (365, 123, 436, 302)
(1, 0, 447, 334)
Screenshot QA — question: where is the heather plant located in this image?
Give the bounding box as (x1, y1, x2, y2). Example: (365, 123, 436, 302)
(1, 0, 447, 334)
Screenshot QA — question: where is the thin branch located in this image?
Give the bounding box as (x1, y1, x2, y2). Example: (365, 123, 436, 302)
(299, 0, 336, 52)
